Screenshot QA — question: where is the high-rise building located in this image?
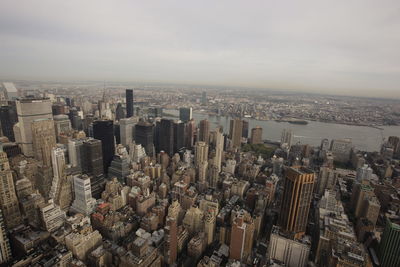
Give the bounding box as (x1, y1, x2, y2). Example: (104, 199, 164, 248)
(53, 114, 71, 139)
(250, 126, 262, 145)
(0, 104, 17, 142)
(179, 107, 192, 123)
(13, 98, 53, 157)
(330, 138, 352, 163)
(38, 200, 65, 232)
(201, 91, 207, 105)
(126, 89, 134, 118)
(198, 119, 210, 143)
(135, 121, 154, 157)
(242, 120, 249, 138)
(159, 119, 174, 156)
(0, 147, 22, 228)
(204, 210, 216, 246)
(173, 121, 186, 153)
(31, 118, 57, 167)
(356, 164, 373, 182)
(71, 174, 97, 215)
(229, 210, 254, 261)
(279, 167, 315, 237)
(379, 217, 400, 267)
(0, 209, 12, 264)
(229, 118, 243, 148)
(93, 120, 115, 173)
(185, 119, 196, 148)
(213, 129, 224, 172)
(195, 141, 209, 167)
(107, 145, 131, 184)
(120, 117, 138, 146)
(164, 217, 178, 265)
(115, 102, 125, 121)
(49, 147, 66, 200)
(82, 138, 105, 198)
(281, 129, 294, 148)
(68, 139, 85, 170)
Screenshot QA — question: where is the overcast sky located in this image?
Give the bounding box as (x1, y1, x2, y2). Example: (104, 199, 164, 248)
(1, 0, 399, 97)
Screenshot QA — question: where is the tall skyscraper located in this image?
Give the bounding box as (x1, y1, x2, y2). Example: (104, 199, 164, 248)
(379, 217, 400, 267)
(135, 121, 154, 157)
(242, 120, 249, 138)
(159, 119, 174, 156)
(185, 119, 196, 148)
(120, 117, 138, 146)
(279, 167, 315, 238)
(173, 121, 186, 153)
(82, 138, 105, 198)
(68, 139, 85, 170)
(126, 89, 134, 118)
(70, 174, 97, 215)
(0, 146, 22, 229)
(0, 105, 17, 142)
(31, 118, 57, 167)
(53, 114, 71, 139)
(0, 209, 12, 264)
(229, 210, 255, 261)
(115, 102, 125, 121)
(179, 107, 192, 123)
(93, 120, 115, 174)
(195, 141, 209, 167)
(281, 129, 294, 148)
(201, 91, 207, 105)
(250, 126, 263, 145)
(13, 98, 53, 157)
(213, 129, 224, 172)
(356, 164, 373, 182)
(198, 119, 210, 143)
(229, 118, 243, 148)
(49, 147, 66, 200)
(164, 217, 178, 265)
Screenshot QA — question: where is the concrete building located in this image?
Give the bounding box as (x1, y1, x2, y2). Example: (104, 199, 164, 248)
(356, 164, 373, 182)
(54, 114, 72, 139)
(281, 129, 294, 149)
(39, 200, 65, 232)
(330, 138, 353, 163)
(13, 98, 53, 157)
(0, 209, 11, 264)
(65, 226, 102, 261)
(229, 210, 254, 262)
(199, 119, 210, 143)
(250, 126, 262, 145)
(268, 225, 310, 267)
(229, 118, 243, 148)
(120, 117, 138, 146)
(179, 107, 192, 122)
(71, 174, 97, 216)
(31, 118, 57, 167)
(195, 141, 209, 167)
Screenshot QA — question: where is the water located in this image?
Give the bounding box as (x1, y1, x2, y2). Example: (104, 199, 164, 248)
(164, 109, 400, 152)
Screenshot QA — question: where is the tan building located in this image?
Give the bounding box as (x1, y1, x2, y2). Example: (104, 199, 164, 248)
(31, 118, 57, 167)
(195, 141, 209, 167)
(229, 210, 254, 262)
(183, 206, 204, 236)
(65, 226, 102, 261)
(250, 126, 263, 145)
(279, 167, 315, 238)
(229, 119, 243, 148)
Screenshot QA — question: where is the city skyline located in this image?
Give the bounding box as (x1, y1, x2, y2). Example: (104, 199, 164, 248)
(1, 0, 400, 98)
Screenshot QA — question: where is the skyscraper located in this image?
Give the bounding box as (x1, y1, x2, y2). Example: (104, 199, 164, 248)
(281, 129, 294, 148)
(195, 141, 209, 167)
(0, 209, 12, 264)
(115, 102, 125, 121)
(229, 210, 255, 261)
(179, 107, 192, 122)
(31, 118, 57, 167)
(242, 120, 249, 138)
(126, 89, 134, 118)
(135, 121, 154, 157)
(70, 174, 97, 215)
(13, 98, 53, 157)
(229, 118, 243, 148)
(93, 120, 115, 174)
(120, 117, 138, 146)
(279, 167, 315, 238)
(173, 121, 186, 153)
(164, 217, 178, 265)
(82, 138, 105, 198)
(159, 119, 174, 156)
(198, 119, 210, 143)
(0, 146, 22, 229)
(185, 119, 196, 148)
(201, 91, 207, 105)
(0, 104, 17, 142)
(250, 126, 263, 145)
(379, 217, 400, 267)
(213, 129, 224, 172)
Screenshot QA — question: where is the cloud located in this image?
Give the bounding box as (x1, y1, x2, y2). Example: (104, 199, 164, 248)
(0, 0, 399, 97)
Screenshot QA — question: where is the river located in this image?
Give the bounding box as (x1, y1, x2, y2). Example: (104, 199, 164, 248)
(164, 109, 400, 152)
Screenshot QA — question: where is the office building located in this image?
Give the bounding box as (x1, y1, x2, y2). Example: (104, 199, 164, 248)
(356, 164, 373, 182)
(279, 167, 315, 237)
(126, 89, 134, 118)
(199, 119, 210, 143)
(71, 174, 97, 215)
(281, 129, 294, 148)
(379, 217, 400, 267)
(82, 138, 106, 198)
(268, 225, 310, 267)
(93, 120, 115, 173)
(185, 119, 196, 148)
(250, 126, 262, 145)
(164, 217, 178, 265)
(107, 145, 131, 183)
(229, 210, 254, 261)
(53, 114, 71, 139)
(135, 121, 154, 157)
(242, 120, 249, 138)
(330, 138, 353, 163)
(159, 119, 174, 156)
(31, 118, 57, 167)
(179, 107, 192, 122)
(68, 139, 85, 170)
(173, 121, 186, 153)
(115, 102, 125, 121)
(39, 200, 65, 232)
(201, 91, 207, 105)
(229, 118, 243, 148)
(214, 129, 224, 172)
(0, 148, 22, 228)
(120, 117, 138, 146)
(195, 141, 209, 167)
(0, 209, 12, 264)
(13, 98, 53, 157)
(204, 210, 216, 246)
(0, 105, 17, 142)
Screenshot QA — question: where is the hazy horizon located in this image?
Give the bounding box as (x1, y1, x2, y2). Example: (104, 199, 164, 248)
(1, 0, 400, 98)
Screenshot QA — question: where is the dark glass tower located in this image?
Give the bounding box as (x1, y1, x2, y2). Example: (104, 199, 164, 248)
(379, 217, 400, 267)
(174, 121, 186, 153)
(159, 119, 174, 156)
(0, 104, 17, 142)
(135, 121, 154, 157)
(82, 138, 105, 198)
(126, 89, 134, 118)
(92, 120, 115, 174)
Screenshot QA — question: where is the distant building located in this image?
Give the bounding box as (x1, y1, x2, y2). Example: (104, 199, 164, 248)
(126, 89, 134, 118)
(281, 129, 293, 148)
(93, 120, 115, 173)
(158, 119, 174, 156)
(201, 91, 207, 105)
(135, 121, 154, 157)
(120, 117, 138, 146)
(229, 119, 243, 148)
(199, 119, 210, 143)
(356, 164, 373, 182)
(250, 126, 262, 145)
(179, 107, 192, 122)
(0, 105, 18, 142)
(31, 118, 57, 167)
(241, 120, 249, 138)
(330, 138, 352, 163)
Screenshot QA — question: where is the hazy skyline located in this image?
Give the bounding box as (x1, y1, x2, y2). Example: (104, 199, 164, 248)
(1, 0, 400, 97)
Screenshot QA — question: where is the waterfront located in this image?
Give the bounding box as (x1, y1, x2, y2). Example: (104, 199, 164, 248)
(164, 109, 400, 152)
